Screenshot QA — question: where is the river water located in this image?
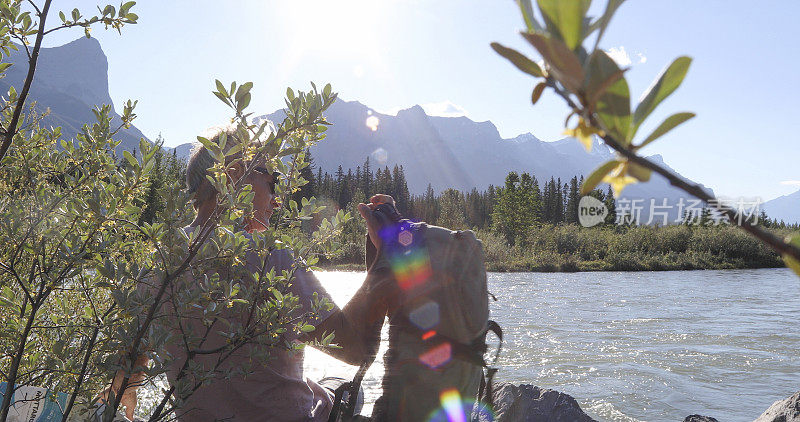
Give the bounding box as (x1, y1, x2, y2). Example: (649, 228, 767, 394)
(304, 268, 800, 421)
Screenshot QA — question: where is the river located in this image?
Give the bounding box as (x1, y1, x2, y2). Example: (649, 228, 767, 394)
(304, 268, 800, 421)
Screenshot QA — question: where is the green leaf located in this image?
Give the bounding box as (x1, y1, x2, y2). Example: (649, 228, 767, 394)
(517, 0, 544, 32)
(213, 91, 231, 106)
(236, 92, 251, 113)
(490, 42, 543, 77)
(215, 79, 228, 97)
(632, 56, 692, 137)
(58, 10, 66, 22)
(300, 324, 315, 333)
(521, 32, 584, 92)
(537, 0, 591, 50)
(583, 50, 627, 104)
(637, 112, 695, 149)
(0, 62, 11, 73)
(120, 1, 136, 13)
(531, 82, 546, 104)
(123, 150, 138, 169)
(581, 160, 621, 195)
(235, 81, 253, 102)
(584, 50, 631, 143)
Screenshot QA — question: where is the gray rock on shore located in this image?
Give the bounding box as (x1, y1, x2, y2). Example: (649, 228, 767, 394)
(754, 391, 800, 422)
(683, 416, 719, 422)
(471, 386, 800, 422)
(477, 383, 596, 422)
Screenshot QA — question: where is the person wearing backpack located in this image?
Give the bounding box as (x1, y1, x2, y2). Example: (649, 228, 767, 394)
(330, 195, 499, 422)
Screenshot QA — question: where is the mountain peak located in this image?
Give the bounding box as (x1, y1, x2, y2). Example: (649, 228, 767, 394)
(57, 36, 102, 49)
(398, 104, 427, 116)
(0, 36, 147, 152)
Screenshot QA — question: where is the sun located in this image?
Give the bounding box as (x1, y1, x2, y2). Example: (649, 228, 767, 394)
(276, 0, 388, 57)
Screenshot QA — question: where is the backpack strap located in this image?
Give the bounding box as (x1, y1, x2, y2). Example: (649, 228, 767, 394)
(328, 359, 372, 422)
(328, 381, 351, 422)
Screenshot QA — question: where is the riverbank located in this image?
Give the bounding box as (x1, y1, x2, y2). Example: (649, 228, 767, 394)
(485, 383, 800, 421)
(319, 224, 796, 272)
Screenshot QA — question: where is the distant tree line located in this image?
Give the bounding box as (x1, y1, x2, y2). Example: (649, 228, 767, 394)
(132, 145, 798, 271)
(310, 153, 617, 244)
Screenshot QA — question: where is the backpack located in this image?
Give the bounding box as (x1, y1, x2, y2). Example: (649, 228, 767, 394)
(330, 216, 502, 422)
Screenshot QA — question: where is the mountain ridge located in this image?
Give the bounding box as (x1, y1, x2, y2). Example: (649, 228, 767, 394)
(763, 189, 800, 224)
(175, 99, 709, 210)
(1, 37, 148, 152)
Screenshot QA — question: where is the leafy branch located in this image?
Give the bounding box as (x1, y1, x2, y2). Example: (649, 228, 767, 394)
(492, 0, 800, 274)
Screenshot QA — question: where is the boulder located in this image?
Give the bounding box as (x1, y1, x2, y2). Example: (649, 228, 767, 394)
(476, 383, 596, 422)
(754, 391, 800, 422)
(683, 416, 719, 422)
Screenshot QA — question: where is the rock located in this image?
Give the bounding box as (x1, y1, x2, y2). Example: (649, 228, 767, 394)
(683, 416, 719, 422)
(476, 383, 597, 422)
(754, 391, 800, 422)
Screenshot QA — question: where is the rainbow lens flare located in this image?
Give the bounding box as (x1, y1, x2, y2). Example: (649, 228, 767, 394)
(379, 222, 432, 291)
(419, 342, 452, 369)
(427, 392, 496, 422)
(439, 388, 467, 422)
(390, 248, 432, 291)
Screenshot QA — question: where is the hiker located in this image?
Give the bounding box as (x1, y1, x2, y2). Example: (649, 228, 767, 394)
(332, 200, 495, 421)
(99, 127, 388, 421)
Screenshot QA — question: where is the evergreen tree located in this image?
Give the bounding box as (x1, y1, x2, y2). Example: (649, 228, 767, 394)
(139, 139, 166, 225)
(554, 177, 564, 223)
(392, 165, 411, 214)
(316, 166, 323, 197)
(361, 156, 372, 195)
(565, 176, 580, 224)
(485, 185, 497, 227)
(492, 172, 538, 245)
(438, 188, 467, 229)
(604, 185, 617, 225)
(334, 165, 345, 208)
(423, 183, 438, 223)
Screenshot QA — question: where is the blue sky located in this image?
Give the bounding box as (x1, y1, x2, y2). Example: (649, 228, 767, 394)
(44, 0, 800, 201)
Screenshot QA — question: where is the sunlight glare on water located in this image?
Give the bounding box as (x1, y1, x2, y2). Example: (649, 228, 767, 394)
(304, 271, 389, 417)
(307, 269, 800, 422)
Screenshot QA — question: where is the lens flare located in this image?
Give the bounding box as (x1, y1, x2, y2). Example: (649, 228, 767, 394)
(408, 301, 440, 330)
(390, 248, 432, 291)
(440, 388, 467, 422)
(419, 342, 452, 369)
(428, 395, 496, 422)
(379, 222, 432, 291)
(398, 230, 413, 246)
(371, 147, 388, 164)
(366, 115, 380, 131)
(422, 330, 437, 340)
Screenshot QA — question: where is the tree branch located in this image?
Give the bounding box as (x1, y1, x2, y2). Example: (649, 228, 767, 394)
(545, 79, 800, 262)
(0, 0, 52, 163)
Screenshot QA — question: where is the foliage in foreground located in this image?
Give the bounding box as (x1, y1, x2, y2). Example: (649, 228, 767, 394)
(0, 4, 347, 419)
(490, 0, 800, 275)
